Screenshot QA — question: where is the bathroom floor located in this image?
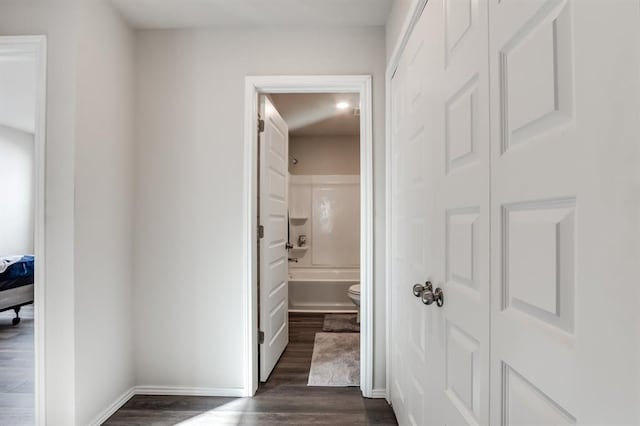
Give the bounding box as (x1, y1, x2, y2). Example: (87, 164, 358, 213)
(105, 313, 397, 425)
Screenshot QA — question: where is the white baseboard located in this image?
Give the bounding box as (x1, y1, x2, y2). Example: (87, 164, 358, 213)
(370, 388, 387, 399)
(89, 386, 135, 426)
(90, 385, 246, 425)
(134, 385, 246, 397)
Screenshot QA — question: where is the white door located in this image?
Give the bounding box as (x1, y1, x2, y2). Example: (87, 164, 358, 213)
(489, 0, 640, 423)
(429, 0, 492, 424)
(389, 3, 436, 424)
(389, 0, 640, 424)
(259, 96, 290, 382)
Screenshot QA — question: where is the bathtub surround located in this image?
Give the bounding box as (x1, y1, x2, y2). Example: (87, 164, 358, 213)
(307, 332, 360, 387)
(289, 175, 360, 267)
(289, 268, 359, 313)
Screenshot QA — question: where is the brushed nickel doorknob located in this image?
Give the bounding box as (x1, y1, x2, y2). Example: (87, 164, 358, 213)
(413, 281, 433, 297)
(420, 284, 444, 307)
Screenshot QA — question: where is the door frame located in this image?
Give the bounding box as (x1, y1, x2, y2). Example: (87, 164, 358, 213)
(243, 75, 374, 397)
(384, 0, 429, 403)
(0, 35, 47, 424)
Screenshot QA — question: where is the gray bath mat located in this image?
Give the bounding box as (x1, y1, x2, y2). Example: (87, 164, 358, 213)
(308, 332, 360, 387)
(322, 313, 360, 332)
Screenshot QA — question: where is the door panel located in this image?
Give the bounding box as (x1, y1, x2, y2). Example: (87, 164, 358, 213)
(259, 96, 289, 382)
(389, 3, 434, 423)
(390, 1, 640, 424)
(430, 0, 492, 424)
(489, 0, 640, 423)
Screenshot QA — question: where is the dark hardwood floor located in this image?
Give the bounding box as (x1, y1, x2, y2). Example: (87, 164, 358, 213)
(105, 313, 397, 425)
(0, 304, 34, 426)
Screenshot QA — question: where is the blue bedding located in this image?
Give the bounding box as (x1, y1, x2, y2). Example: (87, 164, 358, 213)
(0, 255, 35, 291)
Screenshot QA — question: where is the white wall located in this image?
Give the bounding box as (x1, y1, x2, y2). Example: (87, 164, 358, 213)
(385, 0, 415, 61)
(0, 125, 34, 256)
(0, 1, 79, 423)
(289, 136, 360, 175)
(134, 27, 388, 392)
(74, 0, 135, 424)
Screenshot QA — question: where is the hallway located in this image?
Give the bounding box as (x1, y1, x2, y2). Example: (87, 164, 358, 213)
(104, 313, 397, 425)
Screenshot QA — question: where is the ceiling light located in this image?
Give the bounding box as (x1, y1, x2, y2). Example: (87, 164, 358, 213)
(336, 101, 350, 110)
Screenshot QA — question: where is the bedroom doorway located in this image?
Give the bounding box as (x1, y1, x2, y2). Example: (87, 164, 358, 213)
(243, 76, 374, 397)
(0, 36, 47, 426)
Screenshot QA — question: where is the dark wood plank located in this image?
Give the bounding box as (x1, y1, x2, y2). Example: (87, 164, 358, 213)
(0, 304, 34, 426)
(104, 313, 397, 425)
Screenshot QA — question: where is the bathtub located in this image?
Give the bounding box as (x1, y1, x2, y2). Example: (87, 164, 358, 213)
(288, 267, 360, 313)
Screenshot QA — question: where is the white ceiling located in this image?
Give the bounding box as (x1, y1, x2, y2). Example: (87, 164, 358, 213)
(0, 53, 36, 134)
(270, 93, 360, 137)
(110, 0, 394, 29)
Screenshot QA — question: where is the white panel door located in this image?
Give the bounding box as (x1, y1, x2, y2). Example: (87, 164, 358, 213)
(428, 0, 492, 424)
(259, 96, 289, 382)
(489, 0, 640, 423)
(389, 3, 438, 424)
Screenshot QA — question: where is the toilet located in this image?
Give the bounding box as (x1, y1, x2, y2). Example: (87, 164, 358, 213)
(347, 284, 361, 323)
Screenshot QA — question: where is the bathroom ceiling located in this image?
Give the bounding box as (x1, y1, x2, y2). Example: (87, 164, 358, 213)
(110, 0, 394, 29)
(269, 93, 360, 137)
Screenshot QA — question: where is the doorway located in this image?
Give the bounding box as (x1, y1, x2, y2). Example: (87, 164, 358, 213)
(0, 35, 47, 425)
(243, 76, 374, 397)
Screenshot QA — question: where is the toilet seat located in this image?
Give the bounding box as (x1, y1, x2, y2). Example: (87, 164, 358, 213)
(348, 284, 360, 295)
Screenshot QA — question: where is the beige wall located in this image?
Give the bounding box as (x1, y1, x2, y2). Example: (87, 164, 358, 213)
(385, 0, 415, 61)
(0, 1, 79, 423)
(74, 0, 136, 423)
(289, 135, 360, 175)
(133, 26, 388, 393)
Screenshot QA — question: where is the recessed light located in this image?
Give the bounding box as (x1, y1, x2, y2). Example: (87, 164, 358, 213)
(336, 101, 350, 110)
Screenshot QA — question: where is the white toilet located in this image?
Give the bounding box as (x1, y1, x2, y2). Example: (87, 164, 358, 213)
(347, 284, 361, 323)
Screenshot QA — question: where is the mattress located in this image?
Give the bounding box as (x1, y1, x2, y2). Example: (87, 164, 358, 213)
(0, 255, 34, 292)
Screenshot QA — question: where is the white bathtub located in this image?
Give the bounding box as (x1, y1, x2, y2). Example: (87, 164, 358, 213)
(288, 267, 360, 313)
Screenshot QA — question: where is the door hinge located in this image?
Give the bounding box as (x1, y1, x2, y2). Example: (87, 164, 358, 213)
(258, 225, 264, 239)
(258, 119, 265, 133)
(258, 330, 265, 344)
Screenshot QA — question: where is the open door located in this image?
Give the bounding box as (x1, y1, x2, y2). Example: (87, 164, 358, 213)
(258, 96, 290, 382)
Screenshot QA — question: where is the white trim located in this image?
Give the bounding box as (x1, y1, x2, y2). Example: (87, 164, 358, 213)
(135, 386, 246, 397)
(370, 388, 388, 399)
(385, 0, 428, 405)
(89, 385, 247, 425)
(89, 387, 135, 426)
(0, 35, 47, 425)
(288, 308, 359, 314)
(243, 75, 374, 398)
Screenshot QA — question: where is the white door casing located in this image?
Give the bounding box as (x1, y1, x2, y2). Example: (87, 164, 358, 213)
(388, 0, 640, 424)
(259, 96, 289, 382)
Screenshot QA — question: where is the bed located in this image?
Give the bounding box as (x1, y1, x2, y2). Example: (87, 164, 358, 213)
(0, 255, 34, 325)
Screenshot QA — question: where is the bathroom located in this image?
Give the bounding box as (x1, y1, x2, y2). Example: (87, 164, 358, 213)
(266, 92, 362, 387)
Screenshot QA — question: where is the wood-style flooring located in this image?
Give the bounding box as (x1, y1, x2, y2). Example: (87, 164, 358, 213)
(105, 313, 397, 425)
(0, 304, 34, 426)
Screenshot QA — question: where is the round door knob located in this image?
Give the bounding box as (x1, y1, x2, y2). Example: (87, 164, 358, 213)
(412, 281, 433, 297)
(421, 289, 435, 305)
(434, 287, 444, 307)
